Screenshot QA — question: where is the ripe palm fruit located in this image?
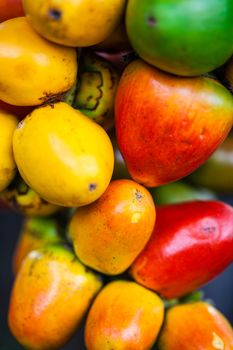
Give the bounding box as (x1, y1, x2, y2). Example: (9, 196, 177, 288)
(0, 110, 17, 191)
(23, 0, 126, 47)
(0, 175, 60, 216)
(126, 0, 233, 76)
(0, 17, 77, 106)
(115, 60, 233, 187)
(74, 52, 119, 131)
(13, 102, 114, 207)
(13, 216, 63, 274)
(69, 179, 156, 275)
(130, 200, 233, 299)
(158, 302, 233, 350)
(8, 244, 103, 350)
(85, 280, 164, 350)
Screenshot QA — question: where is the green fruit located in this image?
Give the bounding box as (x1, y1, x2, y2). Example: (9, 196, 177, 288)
(189, 135, 233, 193)
(126, 0, 233, 76)
(151, 181, 216, 206)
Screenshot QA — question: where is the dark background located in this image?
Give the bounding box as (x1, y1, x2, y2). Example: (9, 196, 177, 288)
(1, 209, 233, 350)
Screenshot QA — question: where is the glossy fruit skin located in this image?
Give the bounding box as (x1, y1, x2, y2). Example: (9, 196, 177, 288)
(85, 280, 164, 350)
(126, 0, 233, 76)
(0, 0, 24, 22)
(189, 135, 233, 193)
(0, 110, 17, 191)
(23, 0, 126, 47)
(130, 201, 233, 299)
(0, 17, 77, 106)
(13, 102, 114, 207)
(9, 244, 103, 350)
(69, 179, 156, 275)
(151, 181, 216, 206)
(74, 52, 119, 131)
(115, 60, 233, 187)
(13, 217, 63, 274)
(0, 175, 60, 216)
(158, 302, 233, 350)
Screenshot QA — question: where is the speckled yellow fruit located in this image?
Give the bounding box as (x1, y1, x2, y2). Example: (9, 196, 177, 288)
(69, 180, 156, 275)
(0, 17, 77, 106)
(23, 0, 126, 47)
(85, 280, 164, 350)
(13, 102, 114, 207)
(0, 110, 17, 191)
(9, 244, 103, 350)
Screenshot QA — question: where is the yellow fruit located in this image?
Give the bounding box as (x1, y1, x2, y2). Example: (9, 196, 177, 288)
(0, 110, 17, 191)
(13, 102, 114, 207)
(0, 17, 77, 106)
(23, 0, 126, 47)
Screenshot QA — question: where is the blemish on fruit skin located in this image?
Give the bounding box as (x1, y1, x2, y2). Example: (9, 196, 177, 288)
(89, 183, 97, 192)
(48, 9, 62, 21)
(147, 16, 156, 27)
(17, 120, 24, 129)
(135, 189, 143, 201)
(201, 218, 218, 235)
(212, 332, 225, 350)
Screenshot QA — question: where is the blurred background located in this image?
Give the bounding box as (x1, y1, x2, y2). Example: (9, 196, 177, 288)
(1, 206, 233, 350)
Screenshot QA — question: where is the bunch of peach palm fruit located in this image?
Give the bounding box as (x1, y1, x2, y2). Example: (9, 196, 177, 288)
(0, 0, 233, 349)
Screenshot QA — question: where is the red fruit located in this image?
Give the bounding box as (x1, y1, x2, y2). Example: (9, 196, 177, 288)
(115, 60, 233, 187)
(130, 201, 233, 299)
(0, 0, 24, 22)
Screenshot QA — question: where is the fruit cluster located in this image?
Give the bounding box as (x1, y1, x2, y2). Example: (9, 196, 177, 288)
(0, 0, 233, 349)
